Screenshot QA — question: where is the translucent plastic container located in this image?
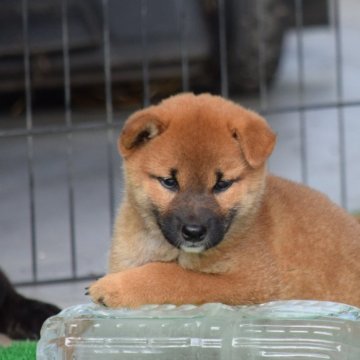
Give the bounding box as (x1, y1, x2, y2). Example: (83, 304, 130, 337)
(37, 300, 360, 359)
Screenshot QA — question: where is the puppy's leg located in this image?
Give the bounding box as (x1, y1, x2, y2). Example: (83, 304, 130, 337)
(89, 262, 272, 308)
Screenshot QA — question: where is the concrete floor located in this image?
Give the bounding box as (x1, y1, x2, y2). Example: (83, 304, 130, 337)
(1, 0, 360, 309)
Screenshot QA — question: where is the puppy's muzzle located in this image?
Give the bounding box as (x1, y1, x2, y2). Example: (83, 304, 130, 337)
(181, 224, 207, 242)
(154, 192, 230, 252)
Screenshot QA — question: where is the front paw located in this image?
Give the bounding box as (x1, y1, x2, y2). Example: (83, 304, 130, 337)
(88, 272, 146, 308)
(89, 274, 121, 307)
(88, 262, 190, 308)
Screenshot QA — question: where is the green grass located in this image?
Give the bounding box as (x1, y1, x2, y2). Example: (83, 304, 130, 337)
(0, 341, 36, 360)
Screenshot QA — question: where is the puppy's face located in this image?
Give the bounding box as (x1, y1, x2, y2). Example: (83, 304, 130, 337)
(119, 94, 276, 253)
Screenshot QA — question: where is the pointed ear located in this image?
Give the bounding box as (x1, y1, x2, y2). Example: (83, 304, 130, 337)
(118, 110, 166, 157)
(229, 110, 276, 168)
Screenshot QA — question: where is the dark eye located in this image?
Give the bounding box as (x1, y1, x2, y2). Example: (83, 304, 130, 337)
(213, 179, 233, 193)
(158, 177, 179, 191)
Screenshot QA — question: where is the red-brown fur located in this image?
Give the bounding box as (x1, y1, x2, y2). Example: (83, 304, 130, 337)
(89, 93, 360, 308)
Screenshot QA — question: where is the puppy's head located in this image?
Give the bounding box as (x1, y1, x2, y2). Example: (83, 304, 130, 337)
(119, 93, 276, 253)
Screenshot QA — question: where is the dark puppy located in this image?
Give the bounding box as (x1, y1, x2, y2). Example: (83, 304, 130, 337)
(0, 268, 60, 340)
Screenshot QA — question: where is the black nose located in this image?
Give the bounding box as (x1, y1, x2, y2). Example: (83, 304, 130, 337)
(181, 224, 207, 241)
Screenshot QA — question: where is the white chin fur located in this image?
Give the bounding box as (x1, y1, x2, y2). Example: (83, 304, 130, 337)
(180, 245, 205, 254)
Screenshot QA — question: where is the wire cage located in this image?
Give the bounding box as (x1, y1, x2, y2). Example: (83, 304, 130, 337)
(0, 0, 359, 294)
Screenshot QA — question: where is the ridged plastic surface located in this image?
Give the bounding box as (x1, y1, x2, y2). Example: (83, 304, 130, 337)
(37, 300, 360, 359)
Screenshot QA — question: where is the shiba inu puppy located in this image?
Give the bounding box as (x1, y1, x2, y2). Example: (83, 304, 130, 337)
(89, 93, 360, 308)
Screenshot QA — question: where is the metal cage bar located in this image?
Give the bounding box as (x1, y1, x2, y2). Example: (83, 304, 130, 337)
(102, 0, 116, 227)
(218, 0, 229, 97)
(61, 0, 77, 278)
(141, 0, 150, 107)
(2, 98, 360, 139)
(333, 0, 348, 209)
(22, 0, 38, 282)
(178, 0, 190, 92)
(256, 0, 269, 111)
(294, 0, 308, 185)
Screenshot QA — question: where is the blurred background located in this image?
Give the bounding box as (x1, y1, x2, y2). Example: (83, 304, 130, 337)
(0, 0, 359, 308)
